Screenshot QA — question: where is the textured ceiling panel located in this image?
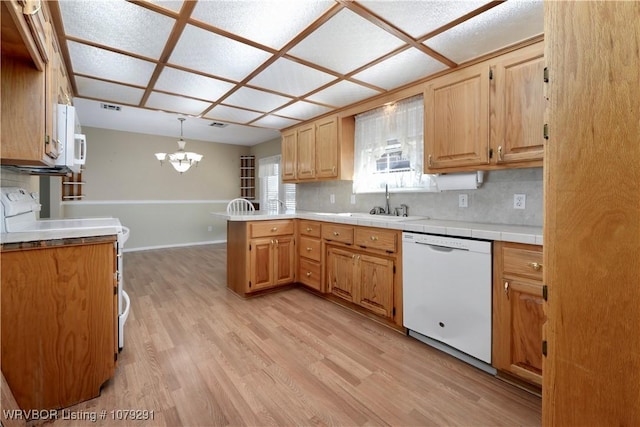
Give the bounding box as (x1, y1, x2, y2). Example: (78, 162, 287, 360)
(352, 48, 448, 91)
(223, 87, 293, 112)
(58, 0, 175, 59)
(307, 80, 381, 108)
(154, 66, 236, 102)
(75, 76, 145, 105)
(252, 115, 301, 129)
(425, 0, 544, 63)
(275, 101, 333, 121)
(248, 58, 336, 97)
(358, 0, 489, 38)
(67, 41, 156, 86)
(191, 0, 333, 49)
(145, 1, 184, 12)
(169, 24, 272, 81)
(288, 9, 405, 74)
(204, 105, 264, 123)
(146, 92, 212, 115)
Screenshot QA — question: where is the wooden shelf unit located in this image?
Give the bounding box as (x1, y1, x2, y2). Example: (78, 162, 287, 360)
(62, 171, 84, 200)
(240, 155, 255, 200)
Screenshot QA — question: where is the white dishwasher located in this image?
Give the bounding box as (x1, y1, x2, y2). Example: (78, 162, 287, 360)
(402, 232, 494, 373)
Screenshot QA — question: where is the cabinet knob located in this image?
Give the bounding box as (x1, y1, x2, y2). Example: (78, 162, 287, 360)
(528, 262, 543, 271)
(271, 239, 274, 245)
(274, 239, 279, 246)
(333, 231, 340, 236)
(306, 247, 312, 251)
(306, 271, 312, 277)
(306, 227, 312, 232)
(271, 227, 278, 232)
(504, 281, 510, 298)
(370, 235, 378, 241)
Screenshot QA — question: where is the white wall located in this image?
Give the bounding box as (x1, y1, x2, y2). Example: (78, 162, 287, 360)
(63, 127, 250, 250)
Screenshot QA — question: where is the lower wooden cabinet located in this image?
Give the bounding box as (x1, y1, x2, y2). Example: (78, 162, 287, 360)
(227, 220, 295, 295)
(297, 220, 322, 291)
(1, 237, 118, 411)
(493, 241, 545, 386)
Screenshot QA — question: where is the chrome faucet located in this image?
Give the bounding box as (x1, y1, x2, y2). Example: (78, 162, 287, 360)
(385, 184, 391, 215)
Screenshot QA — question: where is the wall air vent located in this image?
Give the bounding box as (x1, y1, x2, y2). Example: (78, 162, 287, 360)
(209, 121, 229, 128)
(100, 103, 122, 111)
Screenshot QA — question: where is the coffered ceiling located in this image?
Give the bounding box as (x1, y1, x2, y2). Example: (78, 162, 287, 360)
(51, 0, 543, 146)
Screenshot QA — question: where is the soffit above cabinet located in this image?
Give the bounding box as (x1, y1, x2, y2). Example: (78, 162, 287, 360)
(51, 0, 543, 146)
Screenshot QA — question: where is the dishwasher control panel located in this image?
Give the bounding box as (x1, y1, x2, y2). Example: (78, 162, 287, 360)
(402, 232, 491, 253)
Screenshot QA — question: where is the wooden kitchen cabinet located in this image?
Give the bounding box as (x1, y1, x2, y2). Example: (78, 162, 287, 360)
(281, 115, 353, 183)
(297, 220, 323, 291)
(424, 42, 544, 173)
(493, 241, 545, 387)
(1, 237, 118, 411)
(227, 220, 295, 296)
(323, 224, 400, 323)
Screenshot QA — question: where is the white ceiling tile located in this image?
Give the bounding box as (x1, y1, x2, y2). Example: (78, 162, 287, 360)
(352, 48, 448, 90)
(146, 92, 212, 115)
(169, 24, 272, 81)
(252, 115, 301, 129)
(425, 0, 544, 63)
(307, 80, 381, 108)
(67, 41, 156, 86)
(248, 58, 336, 97)
(145, 1, 183, 12)
(75, 76, 144, 105)
(192, 0, 333, 49)
(154, 67, 235, 101)
(58, 1, 174, 59)
(205, 105, 264, 123)
(288, 9, 405, 74)
(358, 1, 489, 38)
(224, 87, 293, 112)
(275, 101, 332, 120)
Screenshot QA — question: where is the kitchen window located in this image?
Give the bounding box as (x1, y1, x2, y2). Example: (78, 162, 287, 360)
(353, 94, 437, 193)
(259, 155, 296, 211)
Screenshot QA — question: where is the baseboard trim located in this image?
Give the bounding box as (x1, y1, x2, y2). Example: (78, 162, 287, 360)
(124, 240, 226, 253)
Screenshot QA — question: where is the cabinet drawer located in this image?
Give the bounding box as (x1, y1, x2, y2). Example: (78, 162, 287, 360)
(298, 236, 321, 261)
(299, 220, 321, 237)
(298, 258, 321, 291)
(250, 220, 293, 238)
(321, 224, 354, 245)
(354, 227, 397, 253)
(503, 245, 543, 281)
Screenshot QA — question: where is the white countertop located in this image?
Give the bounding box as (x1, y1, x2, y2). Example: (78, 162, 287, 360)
(1, 218, 123, 244)
(211, 210, 543, 245)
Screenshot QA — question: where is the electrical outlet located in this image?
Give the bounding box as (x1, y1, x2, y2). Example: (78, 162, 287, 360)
(514, 194, 526, 209)
(459, 194, 468, 208)
(330, 194, 335, 204)
(207, 225, 213, 232)
(350, 194, 356, 204)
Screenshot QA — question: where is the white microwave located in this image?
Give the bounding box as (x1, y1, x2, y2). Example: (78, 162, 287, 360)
(56, 104, 86, 174)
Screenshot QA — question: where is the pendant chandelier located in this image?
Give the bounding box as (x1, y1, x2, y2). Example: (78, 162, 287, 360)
(154, 118, 203, 173)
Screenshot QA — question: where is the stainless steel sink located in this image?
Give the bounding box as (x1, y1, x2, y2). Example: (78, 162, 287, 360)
(312, 212, 425, 222)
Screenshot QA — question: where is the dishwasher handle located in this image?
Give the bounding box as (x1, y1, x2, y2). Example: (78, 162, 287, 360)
(414, 241, 468, 252)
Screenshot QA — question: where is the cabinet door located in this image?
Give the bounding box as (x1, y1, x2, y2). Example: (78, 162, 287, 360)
(491, 45, 545, 164)
(494, 278, 545, 385)
(357, 254, 394, 318)
(249, 237, 274, 291)
(326, 246, 356, 302)
(281, 130, 297, 181)
(296, 124, 315, 179)
(315, 116, 338, 178)
(273, 236, 295, 285)
(424, 64, 490, 170)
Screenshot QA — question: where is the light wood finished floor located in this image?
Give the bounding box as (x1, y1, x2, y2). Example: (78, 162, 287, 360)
(53, 244, 541, 426)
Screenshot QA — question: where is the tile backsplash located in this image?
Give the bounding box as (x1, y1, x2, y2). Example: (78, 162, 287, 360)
(0, 169, 38, 191)
(296, 167, 543, 227)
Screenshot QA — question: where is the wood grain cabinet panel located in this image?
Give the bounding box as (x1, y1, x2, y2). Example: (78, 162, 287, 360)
(298, 220, 321, 238)
(354, 227, 397, 253)
(321, 224, 354, 245)
(493, 241, 545, 387)
(281, 129, 297, 181)
(315, 116, 338, 179)
(326, 246, 356, 302)
(296, 124, 316, 180)
(357, 253, 394, 318)
(1, 240, 117, 411)
(298, 235, 321, 262)
(298, 257, 321, 291)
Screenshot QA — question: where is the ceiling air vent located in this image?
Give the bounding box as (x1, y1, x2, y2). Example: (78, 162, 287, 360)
(209, 121, 228, 128)
(100, 103, 121, 111)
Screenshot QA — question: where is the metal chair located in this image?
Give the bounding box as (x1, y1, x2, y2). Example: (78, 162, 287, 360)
(226, 198, 256, 214)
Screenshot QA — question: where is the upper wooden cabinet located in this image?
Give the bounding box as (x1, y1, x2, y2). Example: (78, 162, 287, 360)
(1, 0, 71, 167)
(281, 115, 353, 183)
(425, 63, 490, 170)
(425, 42, 544, 173)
